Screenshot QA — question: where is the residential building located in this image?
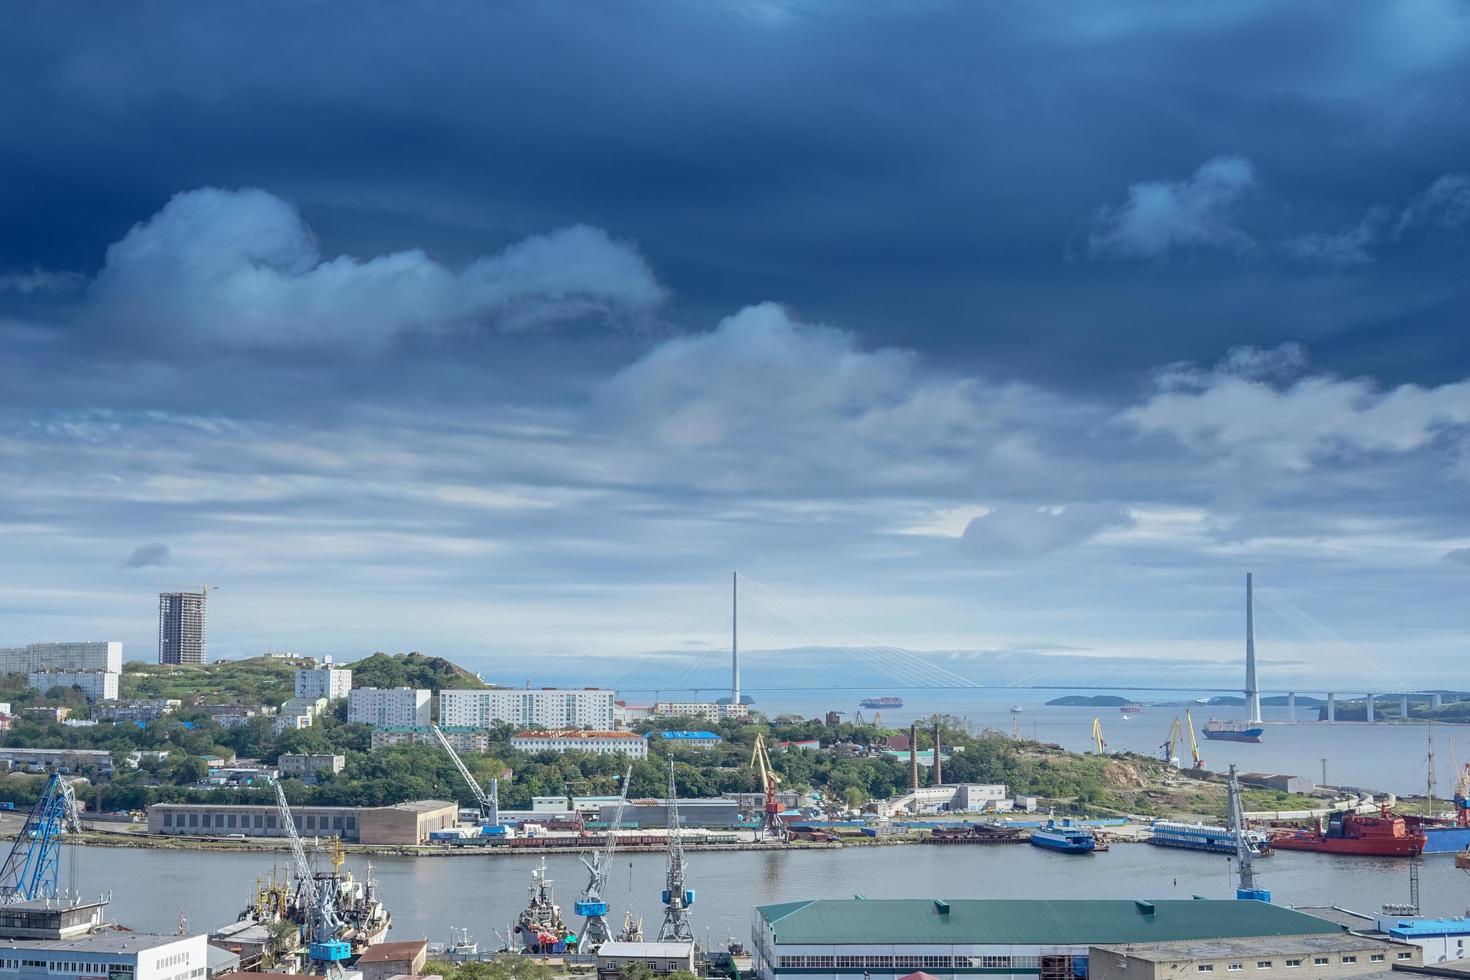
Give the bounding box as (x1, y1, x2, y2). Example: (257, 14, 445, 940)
(649, 730, 723, 750)
(93, 699, 181, 723)
(202, 704, 269, 728)
(370, 725, 490, 753)
(510, 730, 648, 758)
(158, 591, 207, 665)
(0, 930, 207, 980)
(295, 661, 352, 701)
(278, 753, 345, 783)
(651, 701, 749, 722)
(273, 697, 326, 735)
(27, 670, 118, 702)
(349, 687, 430, 727)
(614, 701, 651, 727)
(355, 940, 428, 980)
(597, 942, 696, 980)
(438, 688, 615, 730)
(0, 642, 122, 674)
(147, 800, 457, 844)
(23, 707, 71, 723)
(0, 746, 116, 773)
(1088, 934, 1417, 980)
(751, 899, 1344, 980)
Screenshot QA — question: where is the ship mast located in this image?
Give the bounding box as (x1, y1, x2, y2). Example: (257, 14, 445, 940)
(1228, 765, 1269, 902)
(1245, 573, 1262, 726)
(656, 761, 694, 942)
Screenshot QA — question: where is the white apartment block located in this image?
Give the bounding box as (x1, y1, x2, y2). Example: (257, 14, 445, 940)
(370, 725, 490, 753)
(28, 670, 119, 702)
(273, 696, 326, 735)
(652, 700, 749, 722)
(439, 688, 615, 730)
(0, 641, 122, 674)
(348, 687, 431, 727)
(294, 665, 352, 700)
(510, 730, 649, 758)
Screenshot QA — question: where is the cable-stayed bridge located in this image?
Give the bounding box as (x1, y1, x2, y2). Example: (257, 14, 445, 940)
(587, 572, 1439, 714)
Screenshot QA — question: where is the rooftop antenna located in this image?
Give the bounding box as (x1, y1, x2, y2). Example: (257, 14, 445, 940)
(1245, 573, 1262, 727)
(656, 761, 694, 942)
(1228, 765, 1269, 902)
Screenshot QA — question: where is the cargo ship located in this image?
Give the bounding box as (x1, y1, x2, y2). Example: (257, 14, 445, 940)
(1148, 820, 1272, 855)
(1202, 718, 1264, 743)
(1029, 818, 1097, 854)
(1271, 807, 1426, 857)
(1120, 703, 1143, 715)
(859, 696, 903, 709)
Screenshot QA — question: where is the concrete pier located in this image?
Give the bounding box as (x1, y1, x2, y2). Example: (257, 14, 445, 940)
(1366, 694, 1375, 723)
(1287, 692, 1296, 723)
(1327, 693, 1336, 722)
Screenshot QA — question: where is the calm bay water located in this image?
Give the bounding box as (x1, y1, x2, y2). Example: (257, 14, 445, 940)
(75, 842, 1467, 945)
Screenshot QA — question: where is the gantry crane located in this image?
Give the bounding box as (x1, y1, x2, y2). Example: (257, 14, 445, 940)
(1160, 717, 1183, 765)
(751, 734, 788, 842)
(576, 765, 633, 953)
(431, 723, 500, 831)
(1185, 709, 1206, 770)
(1227, 765, 1269, 902)
(0, 773, 79, 904)
(656, 761, 694, 942)
(274, 782, 348, 978)
(1090, 717, 1106, 754)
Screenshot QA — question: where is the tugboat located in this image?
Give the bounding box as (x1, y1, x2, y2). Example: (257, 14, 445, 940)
(514, 858, 573, 953)
(1029, 818, 1097, 854)
(1272, 806, 1426, 857)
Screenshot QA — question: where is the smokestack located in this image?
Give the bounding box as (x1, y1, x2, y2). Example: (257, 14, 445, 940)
(909, 723, 919, 792)
(932, 722, 943, 786)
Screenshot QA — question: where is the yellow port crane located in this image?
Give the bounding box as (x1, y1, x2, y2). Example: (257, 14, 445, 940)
(1090, 717, 1107, 754)
(1185, 708, 1205, 770)
(1160, 717, 1183, 765)
(750, 734, 788, 842)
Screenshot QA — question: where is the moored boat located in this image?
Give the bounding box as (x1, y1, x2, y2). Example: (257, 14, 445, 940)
(514, 858, 574, 953)
(1149, 820, 1272, 855)
(1272, 807, 1426, 857)
(1029, 818, 1096, 854)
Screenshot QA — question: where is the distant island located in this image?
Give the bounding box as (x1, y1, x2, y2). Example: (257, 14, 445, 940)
(1046, 695, 1132, 707)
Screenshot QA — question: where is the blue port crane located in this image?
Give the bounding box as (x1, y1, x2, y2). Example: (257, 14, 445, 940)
(0, 773, 80, 904)
(274, 782, 348, 978)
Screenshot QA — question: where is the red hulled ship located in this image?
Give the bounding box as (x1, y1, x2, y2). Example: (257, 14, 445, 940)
(1272, 806, 1426, 857)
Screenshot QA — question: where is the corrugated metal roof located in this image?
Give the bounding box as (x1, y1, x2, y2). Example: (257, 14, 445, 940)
(756, 899, 1343, 946)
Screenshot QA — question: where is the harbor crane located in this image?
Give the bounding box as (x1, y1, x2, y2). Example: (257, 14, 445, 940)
(1090, 717, 1106, 754)
(431, 723, 500, 831)
(1159, 717, 1183, 766)
(656, 761, 695, 943)
(1184, 709, 1205, 770)
(1227, 765, 1269, 902)
(274, 782, 349, 978)
(0, 773, 80, 905)
(750, 734, 788, 842)
(576, 764, 633, 954)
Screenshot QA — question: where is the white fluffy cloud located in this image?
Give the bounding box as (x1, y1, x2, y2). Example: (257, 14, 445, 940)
(959, 504, 1135, 558)
(1124, 347, 1470, 472)
(1397, 173, 1470, 233)
(88, 187, 665, 349)
(1088, 156, 1257, 259)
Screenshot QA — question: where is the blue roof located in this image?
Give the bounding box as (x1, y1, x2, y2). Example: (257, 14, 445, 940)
(1387, 918, 1470, 937)
(652, 730, 721, 740)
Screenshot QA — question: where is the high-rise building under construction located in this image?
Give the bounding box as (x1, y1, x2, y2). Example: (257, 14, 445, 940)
(158, 590, 207, 664)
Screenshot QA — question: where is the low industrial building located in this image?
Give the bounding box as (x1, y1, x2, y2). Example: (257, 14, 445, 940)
(609, 798, 741, 828)
(0, 931, 207, 980)
(1238, 773, 1315, 795)
(1088, 934, 1417, 980)
(649, 730, 723, 750)
(510, 730, 649, 758)
(752, 899, 1345, 980)
(147, 799, 457, 844)
(356, 939, 428, 980)
(278, 753, 345, 783)
(0, 746, 116, 774)
(597, 941, 697, 980)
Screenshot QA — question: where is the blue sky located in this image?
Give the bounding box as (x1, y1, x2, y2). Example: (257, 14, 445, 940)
(1, 2, 1467, 687)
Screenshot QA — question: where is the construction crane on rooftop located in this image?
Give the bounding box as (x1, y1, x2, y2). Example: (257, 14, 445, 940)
(576, 764, 633, 954)
(751, 734, 788, 842)
(274, 781, 348, 978)
(432, 723, 500, 830)
(0, 773, 80, 905)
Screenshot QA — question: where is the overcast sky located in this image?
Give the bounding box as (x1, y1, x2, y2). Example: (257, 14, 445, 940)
(1, 2, 1467, 689)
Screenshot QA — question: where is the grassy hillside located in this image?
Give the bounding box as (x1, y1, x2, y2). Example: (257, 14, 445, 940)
(346, 652, 488, 690)
(120, 651, 488, 704)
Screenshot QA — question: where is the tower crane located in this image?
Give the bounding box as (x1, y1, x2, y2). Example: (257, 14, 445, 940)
(576, 765, 633, 954)
(751, 734, 788, 842)
(1185, 709, 1206, 770)
(656, 761, 694, 943)
(0, 773, 80, 904)
(1159, 717, 1183, 766)
(431, 723, 501, 832)
(274, 782, 349, 978)
(1090, 718, 1106, 754)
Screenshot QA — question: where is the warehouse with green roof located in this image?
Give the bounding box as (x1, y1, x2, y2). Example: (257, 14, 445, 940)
(751, 899, 1344, 980)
